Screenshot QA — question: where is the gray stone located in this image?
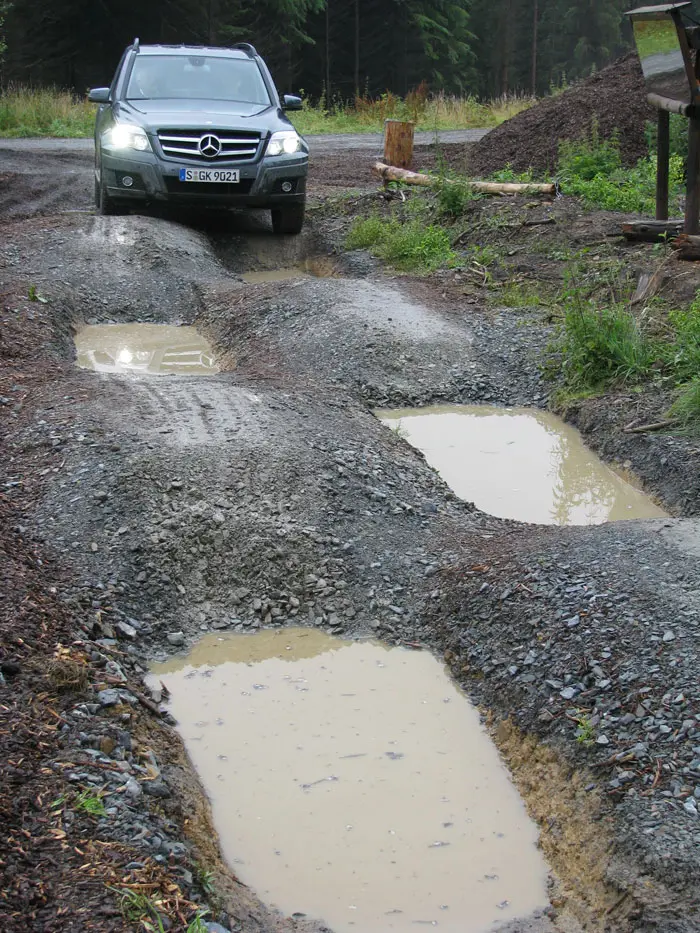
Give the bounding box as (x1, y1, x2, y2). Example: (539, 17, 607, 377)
(125, 778, 142, 799)
(116, 620, 137, 640)
(166, 632, 185, 646)
(98, 688, 121, 707)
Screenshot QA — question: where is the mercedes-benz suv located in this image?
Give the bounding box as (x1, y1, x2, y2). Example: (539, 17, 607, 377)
(88, 40, 309, 233)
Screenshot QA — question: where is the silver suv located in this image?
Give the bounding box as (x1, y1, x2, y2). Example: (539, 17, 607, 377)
(88, 40, 309, 233)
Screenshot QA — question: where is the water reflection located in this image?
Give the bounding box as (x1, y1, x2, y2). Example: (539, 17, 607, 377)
(75, 323, 218, 375)
(377, 405, 666, 525)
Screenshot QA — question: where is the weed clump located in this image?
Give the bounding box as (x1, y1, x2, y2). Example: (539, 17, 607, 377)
(560, 302, 653, 389)
(670, 378, 700, 428)
(346, 216, 454, 272)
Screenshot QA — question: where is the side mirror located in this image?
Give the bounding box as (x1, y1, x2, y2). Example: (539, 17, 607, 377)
(88, 87, 110, 104)
(282, 94, 302, 112)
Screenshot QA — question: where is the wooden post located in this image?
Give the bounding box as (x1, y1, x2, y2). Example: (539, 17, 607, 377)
(383, 120, 415, 170)
(656, 110, 670, 221)
(685, 114, 700, 234)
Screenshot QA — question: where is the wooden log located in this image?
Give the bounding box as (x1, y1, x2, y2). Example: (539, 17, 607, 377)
(372, 162, 556, 195)
(646, 92, 692, 116)
(671, 232, 700, 259)
(621, 220, 683, 243)
(383, 120, 415, 169)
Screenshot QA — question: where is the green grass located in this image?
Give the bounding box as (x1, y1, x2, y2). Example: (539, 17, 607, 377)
(74, 790, 107, 818)
(0, 84, 535, 138)
(670, 378, 700, 427)
(0, 85, 95, 137)
(346, 215, 455, 272)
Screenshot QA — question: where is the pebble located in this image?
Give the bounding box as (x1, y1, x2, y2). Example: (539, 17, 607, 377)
(166, 632, 185, 646)
(97, 688, 120, 707)
(125, 778, 142, 799)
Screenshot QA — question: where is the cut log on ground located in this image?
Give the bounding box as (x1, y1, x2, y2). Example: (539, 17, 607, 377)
(621, 220, 683, 243)
(630, 259, 671, 306)
(372, 162, 556, 195)
(671, 233, 700, 260)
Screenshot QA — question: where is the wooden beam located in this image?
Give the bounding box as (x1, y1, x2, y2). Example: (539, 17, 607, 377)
(647, 93, 692, 116)
(685, 116, 700, 233)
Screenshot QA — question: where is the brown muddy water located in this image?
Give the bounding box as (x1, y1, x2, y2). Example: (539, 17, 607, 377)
(151, 628, 549, 933)
(377, 405, 666, 525)
(75, 324, 218, 375)
(240, 256, 336, 284)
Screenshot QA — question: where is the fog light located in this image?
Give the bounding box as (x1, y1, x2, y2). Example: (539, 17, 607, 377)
(281, 180, 293, 193)
(122, 175, 134, 188)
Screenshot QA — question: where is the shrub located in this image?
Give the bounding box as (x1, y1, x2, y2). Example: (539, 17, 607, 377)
(436, 177, 480, 217)
(557, 127, 684, 213)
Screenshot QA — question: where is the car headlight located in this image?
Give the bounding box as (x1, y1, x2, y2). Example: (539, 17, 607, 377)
(103, 124, 152, 152)
(267, 131, 302, 156)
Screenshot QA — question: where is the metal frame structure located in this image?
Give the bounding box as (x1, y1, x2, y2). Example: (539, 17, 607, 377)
(627, 2, 700, 231)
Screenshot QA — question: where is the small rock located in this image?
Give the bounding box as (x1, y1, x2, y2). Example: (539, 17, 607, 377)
(125, 778, 142, 799)
(98, 688, 121, 707)
(663, 630, 675, 642)
(683, 798, 698, 816)
(116, 620, 137, 640)
(144, 779, 171, 799)
(166, 632, 185, 647)
(596, 735, 610, 746)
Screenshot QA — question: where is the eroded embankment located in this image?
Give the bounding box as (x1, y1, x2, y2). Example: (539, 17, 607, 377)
(1, 201, 699, 933)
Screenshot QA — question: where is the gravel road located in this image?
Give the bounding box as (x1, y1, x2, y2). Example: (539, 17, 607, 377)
(1, 141, 699, 933)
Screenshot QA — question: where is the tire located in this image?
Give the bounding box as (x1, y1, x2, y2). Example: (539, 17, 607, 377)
(271, 202, 305, 235)
(96, 173, 126, 216)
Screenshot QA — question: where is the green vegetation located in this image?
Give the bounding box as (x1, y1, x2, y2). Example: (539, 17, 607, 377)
(346, 216, 455, 272)
(557, 129, 684, 214)
(74, 789, 107, 818)
(436, 176, 483, 218)
(0, 86, 95, 137)
(115, 887, 167, 932)
(670, 378, 700, 428)
(0, 84, 533, 138)
(573, 712, 595, 747)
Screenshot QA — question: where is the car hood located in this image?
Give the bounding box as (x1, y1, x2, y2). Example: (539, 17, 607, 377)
(119, 99, 288, 133)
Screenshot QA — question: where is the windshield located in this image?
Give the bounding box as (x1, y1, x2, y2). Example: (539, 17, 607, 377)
(126, 55, 270, 105)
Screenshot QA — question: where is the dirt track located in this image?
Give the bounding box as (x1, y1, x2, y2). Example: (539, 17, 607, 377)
(1, 139, 700, 933)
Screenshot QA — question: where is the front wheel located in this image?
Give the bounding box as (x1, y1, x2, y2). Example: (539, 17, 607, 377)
(95, 174, 127, 216)
(271, 202, 305, 235)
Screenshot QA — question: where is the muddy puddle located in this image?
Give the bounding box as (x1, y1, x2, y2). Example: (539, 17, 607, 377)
(240, 256, 336, 284)
(377, 405, 666, 525)
(75, 324, 218, 375)
(151, 628, 549, 932)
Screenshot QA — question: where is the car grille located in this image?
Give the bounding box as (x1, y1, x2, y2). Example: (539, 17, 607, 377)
(157, 129, 262, 162)
(164, 177, 255, 196)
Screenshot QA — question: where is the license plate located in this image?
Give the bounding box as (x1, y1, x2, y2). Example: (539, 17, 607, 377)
(179, 168, 240, 183)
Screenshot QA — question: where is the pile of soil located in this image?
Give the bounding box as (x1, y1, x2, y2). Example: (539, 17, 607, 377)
(467, 53, 655, 177)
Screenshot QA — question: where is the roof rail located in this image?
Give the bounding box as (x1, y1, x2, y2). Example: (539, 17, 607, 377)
(132, 37, 140, 52)
(231, 42, 257, 57)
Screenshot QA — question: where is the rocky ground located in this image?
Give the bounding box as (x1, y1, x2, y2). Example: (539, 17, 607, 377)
(1, 140, 699, 933)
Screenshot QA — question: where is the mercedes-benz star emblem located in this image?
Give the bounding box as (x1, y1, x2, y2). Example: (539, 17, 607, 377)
(198, 134, 222, 158)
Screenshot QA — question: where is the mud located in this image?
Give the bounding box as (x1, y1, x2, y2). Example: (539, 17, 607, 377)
(152, 629, 550, 933)
(75, 323, 218, 375)
(376, 405, 666, 525)
(1, 138, 700, 933)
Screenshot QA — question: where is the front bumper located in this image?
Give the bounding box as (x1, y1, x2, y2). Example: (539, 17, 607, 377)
(99, 149, 307, 207)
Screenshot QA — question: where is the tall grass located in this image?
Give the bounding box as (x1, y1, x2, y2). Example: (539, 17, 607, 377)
(0, 83, 535, 138)
(294, 89, 535, 135)
(0, 85, 95, 137)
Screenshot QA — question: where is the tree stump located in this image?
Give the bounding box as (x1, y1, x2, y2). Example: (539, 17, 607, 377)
(383, 120, 415, 169)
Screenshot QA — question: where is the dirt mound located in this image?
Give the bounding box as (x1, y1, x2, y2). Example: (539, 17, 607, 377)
(468, 53, 655, 177)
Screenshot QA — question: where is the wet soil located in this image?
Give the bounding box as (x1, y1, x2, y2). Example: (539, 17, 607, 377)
(1, 141, 700, 933)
